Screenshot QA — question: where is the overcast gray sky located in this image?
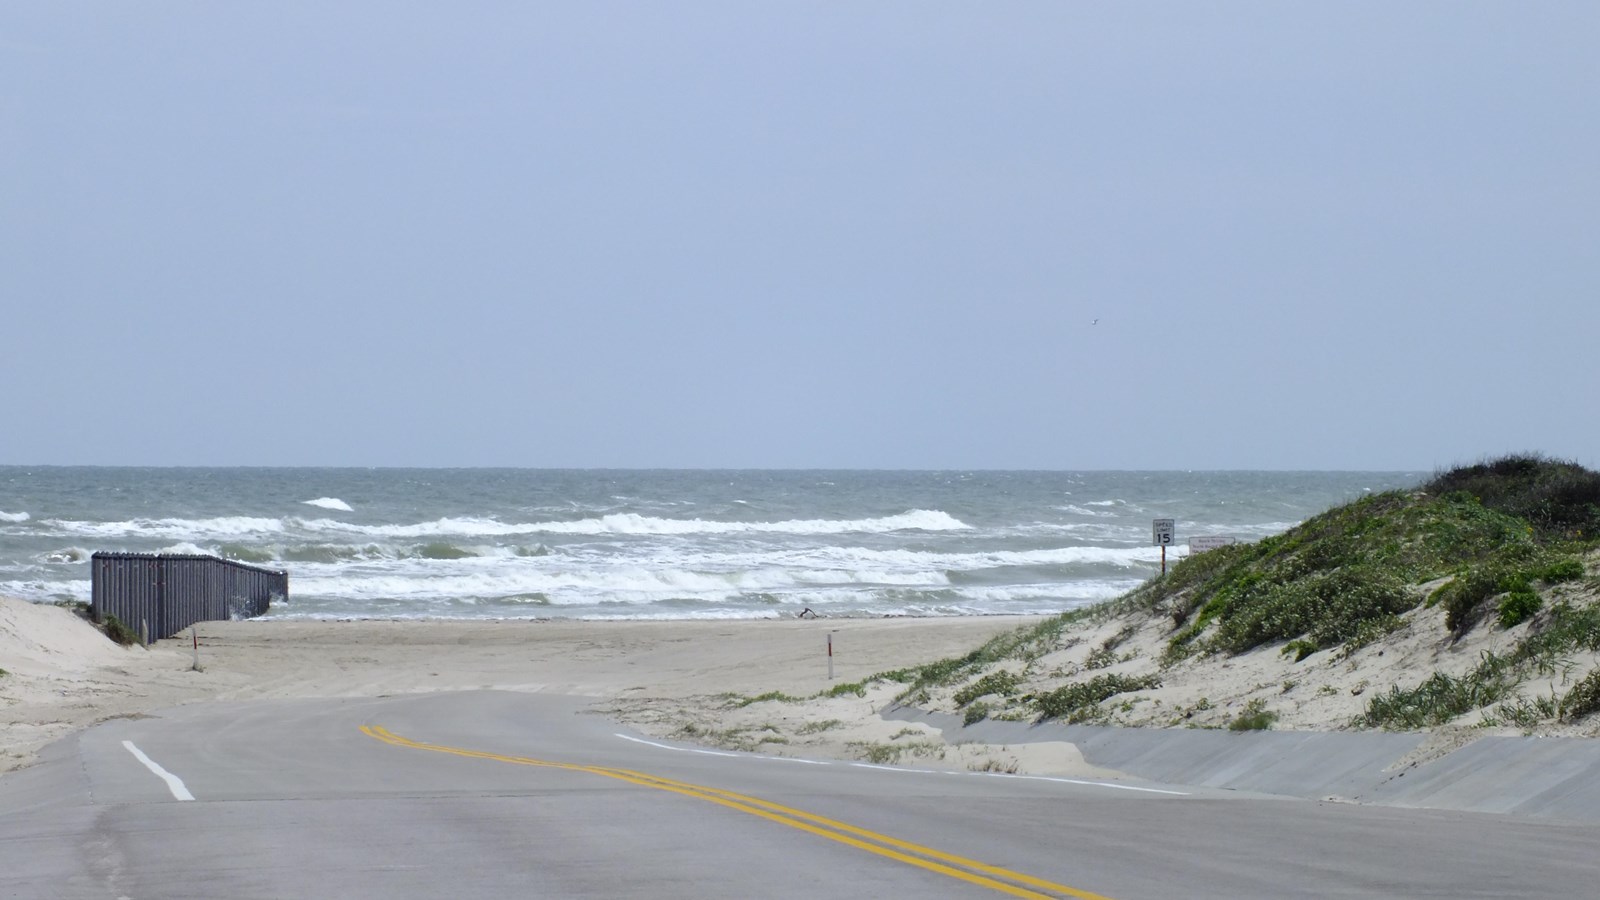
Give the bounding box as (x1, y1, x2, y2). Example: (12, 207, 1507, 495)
(3, 3, 1595, 470)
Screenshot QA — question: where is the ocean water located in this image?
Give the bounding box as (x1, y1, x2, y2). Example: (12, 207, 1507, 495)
(0, 468, 1422, 621)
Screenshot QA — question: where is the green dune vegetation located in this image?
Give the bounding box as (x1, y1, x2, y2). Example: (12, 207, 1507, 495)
(872, 454, 1600, 733)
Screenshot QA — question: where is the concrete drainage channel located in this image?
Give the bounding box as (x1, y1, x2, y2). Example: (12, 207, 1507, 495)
(883, 705, 1600, 823)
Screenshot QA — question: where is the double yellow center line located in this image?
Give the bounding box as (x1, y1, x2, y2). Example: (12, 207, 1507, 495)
(361, 725, 1112, 900)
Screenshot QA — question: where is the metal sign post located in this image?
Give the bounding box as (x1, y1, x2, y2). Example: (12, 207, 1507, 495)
(1152, 518, 1176, 575)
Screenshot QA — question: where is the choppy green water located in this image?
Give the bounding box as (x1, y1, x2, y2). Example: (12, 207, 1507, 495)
(0, 468, 1421, 619)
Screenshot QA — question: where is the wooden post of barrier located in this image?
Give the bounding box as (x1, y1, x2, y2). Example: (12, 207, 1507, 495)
(827, 632, 834, 680)
(191, 627, 202, 671)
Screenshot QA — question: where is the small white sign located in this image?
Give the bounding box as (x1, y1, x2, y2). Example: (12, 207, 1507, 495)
(1152, 518, 1176, 546)
(1189, 535, 1237, 553)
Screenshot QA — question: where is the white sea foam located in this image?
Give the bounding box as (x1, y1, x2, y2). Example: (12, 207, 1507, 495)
(1204, 521, 1299, 538)
(0, 578, 90, 602)
(1004, 522, 1135, 540)
(7, 468, 1406, 620)
(319, 541, 1155, 585)
(158, 542, 214, 556)
(276, 543, 1159, 611)
(636, 544, 1161, 573)
(1057, 504, 1117, 517)
(950, 581, 1137, 604)
(49, 516, 288, 539)
(302, 497, 354, 512)
(898, 545, 1145, 571)
(39, 509, 971, 542)
(305, 509, 971, 539)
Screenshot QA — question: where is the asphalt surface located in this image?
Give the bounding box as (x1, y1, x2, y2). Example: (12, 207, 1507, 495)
(3, 691, 1598, 899)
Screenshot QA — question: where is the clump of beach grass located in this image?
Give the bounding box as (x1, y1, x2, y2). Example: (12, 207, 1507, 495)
(1560, 669, 1600, 722)
(970, 757, 1020, 774)
(721, 685, 867, 708)
(880, 613, 1098, 706)
(1359, 652, 1520, 730)
(1513, 601, 1600, 671)
(1125, 455, 1600, 666)
(953, 670, 1020, 707)
(1228, 698, 1278, 731)
(821, 679, 870, 698)
(1031, 672, 1161, 723)
(796, 718, 844, 735)
(847, 740, 946, 765)
(100, 614, 139, 647)
(1489, 694, 1560, 730)
(1425, 454, 1600, 540)
(1359, 595, 1600, 730)
(672, 722, 762, 750)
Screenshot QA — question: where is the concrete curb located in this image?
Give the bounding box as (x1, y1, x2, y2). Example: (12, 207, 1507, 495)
(883, 705, 1600, 823)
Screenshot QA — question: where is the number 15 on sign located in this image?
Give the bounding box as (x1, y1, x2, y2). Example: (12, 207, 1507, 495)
(1152, 519, 1176, 575)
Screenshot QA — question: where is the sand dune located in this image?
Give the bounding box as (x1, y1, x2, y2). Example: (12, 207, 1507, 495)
(0, 597, 1051, 775)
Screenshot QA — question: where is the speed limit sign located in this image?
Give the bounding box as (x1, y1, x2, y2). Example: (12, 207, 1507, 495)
(1152, 519, 1175, 546)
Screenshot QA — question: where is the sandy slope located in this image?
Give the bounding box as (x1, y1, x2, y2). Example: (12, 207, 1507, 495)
(910, 590, 1600, 741)
(599, 581, 1600, 774)
(0, 598, 1054, 775)
(6, 587, 1598, 782)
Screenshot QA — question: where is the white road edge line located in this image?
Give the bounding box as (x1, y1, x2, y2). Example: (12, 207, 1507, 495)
(614, 733, 828, 764)
(969, 771, 1190, 796)
(121, 741, 194, 801)
(849, 762, 931, 773)
(614, 733, 1188, 794)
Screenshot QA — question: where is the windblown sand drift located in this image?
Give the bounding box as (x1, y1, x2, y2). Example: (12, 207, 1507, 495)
(0, 598, 1053, 775)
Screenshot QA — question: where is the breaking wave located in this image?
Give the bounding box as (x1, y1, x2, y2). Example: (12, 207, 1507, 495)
(314, 509, 971, 539)
(0, 467, 1406, 620)
(302, 497, 354, 512)
(33, 509, 969, 541)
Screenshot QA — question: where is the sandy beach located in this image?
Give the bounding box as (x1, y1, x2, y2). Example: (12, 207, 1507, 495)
(1, 597, 1084, 777)
(11, 580, 1598, 786)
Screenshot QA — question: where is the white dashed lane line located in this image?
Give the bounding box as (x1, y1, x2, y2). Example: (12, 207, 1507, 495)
(121, 740, 195, 801)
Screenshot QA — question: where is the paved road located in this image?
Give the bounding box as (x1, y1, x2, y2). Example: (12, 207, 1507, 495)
(3, 691, 1598, 899)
